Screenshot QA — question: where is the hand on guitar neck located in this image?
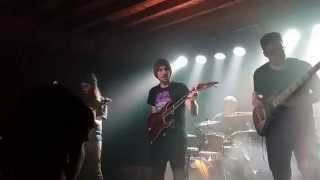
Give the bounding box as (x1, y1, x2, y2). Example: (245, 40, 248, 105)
(187, 87, 199, 101)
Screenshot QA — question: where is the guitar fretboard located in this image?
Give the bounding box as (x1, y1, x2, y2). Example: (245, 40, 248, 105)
(273, 62, 320, 107)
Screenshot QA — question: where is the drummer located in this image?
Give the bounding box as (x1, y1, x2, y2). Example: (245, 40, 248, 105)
(213, 96, 248, 135)
(212, 96, 238, 121)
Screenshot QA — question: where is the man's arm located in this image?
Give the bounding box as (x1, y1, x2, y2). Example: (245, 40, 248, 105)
(185, 90, 199, 116)
(185, 99, 198, 116)
(252, 70, 264, 108)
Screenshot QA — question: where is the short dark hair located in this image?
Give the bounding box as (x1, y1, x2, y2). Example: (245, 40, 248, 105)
(153, 58, 172, 78)
(260, 32, 282, 50)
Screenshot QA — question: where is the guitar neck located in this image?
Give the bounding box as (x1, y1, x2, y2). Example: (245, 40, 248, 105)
(274, 62, 320, 107)
(162, 95, 188, 117)
(161, 81, 217, 117)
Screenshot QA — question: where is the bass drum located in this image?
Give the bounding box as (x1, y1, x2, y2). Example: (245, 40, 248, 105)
(201, 133, 224, 153)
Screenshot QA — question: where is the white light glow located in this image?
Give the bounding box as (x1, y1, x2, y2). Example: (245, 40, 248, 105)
(195, 55, 207, 64)
(283, 29, 301, 55)
(304, 24, 320, 66)
(214, 52, 226, 60)
(233, 46, 246, 57)
(171, 56, 188, 72)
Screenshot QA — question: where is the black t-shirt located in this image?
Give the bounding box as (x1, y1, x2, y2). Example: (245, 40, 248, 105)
(147, 82, 189, 135)
(253, 58, 320, 135)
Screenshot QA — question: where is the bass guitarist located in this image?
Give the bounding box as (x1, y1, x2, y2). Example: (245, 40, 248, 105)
(147, 58, 198, 180)
(252, 32, 320, 180)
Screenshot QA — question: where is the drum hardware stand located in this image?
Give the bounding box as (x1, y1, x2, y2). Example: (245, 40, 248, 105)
(186, 116, 207, 180)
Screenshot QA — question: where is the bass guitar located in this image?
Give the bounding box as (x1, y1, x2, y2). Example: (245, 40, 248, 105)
(253, 61, 320, 136)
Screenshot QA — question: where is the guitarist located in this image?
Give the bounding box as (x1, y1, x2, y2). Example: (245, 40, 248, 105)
(252, 32, 320, 180)
(147, 59, 198, 180)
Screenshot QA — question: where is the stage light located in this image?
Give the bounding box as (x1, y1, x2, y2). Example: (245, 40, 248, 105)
(175, 56, 188, 67)
(171, 56, 188, 72)
(214, 52, 226, 60)
(283, 29, 301, 45)
(233, 46, 246, 57)
(283, 29, 300, 55)
(195, 55, 207, 64)
(188, 55, 207, 86)
(312, 24, 320, 34)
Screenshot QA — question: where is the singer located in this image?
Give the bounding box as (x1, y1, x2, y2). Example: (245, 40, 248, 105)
(79, 73, 109, 180)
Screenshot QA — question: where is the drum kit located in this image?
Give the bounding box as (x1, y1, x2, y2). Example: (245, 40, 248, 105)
(186, 112, 265, 180)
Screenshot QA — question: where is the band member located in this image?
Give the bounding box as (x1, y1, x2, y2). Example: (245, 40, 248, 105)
(252, 32, 320, 180)
(147, 59, 199, 180)
(212, 96, 239, 120)
(79, 73, 109, 180)
(212, 96, 241, 134)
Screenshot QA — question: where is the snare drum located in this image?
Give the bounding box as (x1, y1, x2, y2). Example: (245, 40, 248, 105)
(201, 133, 224, 153)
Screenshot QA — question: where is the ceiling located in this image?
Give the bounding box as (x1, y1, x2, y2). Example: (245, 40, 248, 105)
(5, 0, 320, 38)
(2, 0, 320, 85)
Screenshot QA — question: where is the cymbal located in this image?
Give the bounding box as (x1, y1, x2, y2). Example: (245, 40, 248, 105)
(187, 147, 199, 151)
(224, 111, 252, 118)
(187, 133, 197, 138)
(198, 120, 221, 127)
(199, 151, 220, 155)
(230, 129, 257, 137)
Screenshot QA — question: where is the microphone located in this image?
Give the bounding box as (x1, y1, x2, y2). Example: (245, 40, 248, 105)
(101, 97, 112, 104)
(209, 81, 219, 86)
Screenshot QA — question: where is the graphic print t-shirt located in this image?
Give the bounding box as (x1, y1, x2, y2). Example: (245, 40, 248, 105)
(147, 82, 189, 134)
(154, 87, 171, 112)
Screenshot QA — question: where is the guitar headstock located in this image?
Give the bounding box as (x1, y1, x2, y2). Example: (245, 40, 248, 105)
(195, 81, 219, 91)
(314, 61, 320, 69)
(307, 61, 320, 79)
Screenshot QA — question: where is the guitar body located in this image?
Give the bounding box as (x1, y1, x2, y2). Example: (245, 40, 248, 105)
(253, 96, 280, 137)
(147, 102, 174, 144)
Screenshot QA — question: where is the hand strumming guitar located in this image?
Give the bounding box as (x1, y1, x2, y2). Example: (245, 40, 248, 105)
(252, 92, 263, 108)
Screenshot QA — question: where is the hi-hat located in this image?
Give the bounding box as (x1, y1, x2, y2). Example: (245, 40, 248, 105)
(224, 111, 252, 118)
(231, 129, 256, 137)
(187, 133, 197, 138)
(187, 147, 199, 151)
(198, 120, 221, 127)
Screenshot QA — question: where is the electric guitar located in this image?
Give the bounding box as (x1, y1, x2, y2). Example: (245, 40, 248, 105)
(253, 61, 320, 136)
(147, 81, 218, 144)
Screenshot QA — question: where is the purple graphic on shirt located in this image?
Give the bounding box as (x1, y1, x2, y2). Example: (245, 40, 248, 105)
(155, 90, 171, 112)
